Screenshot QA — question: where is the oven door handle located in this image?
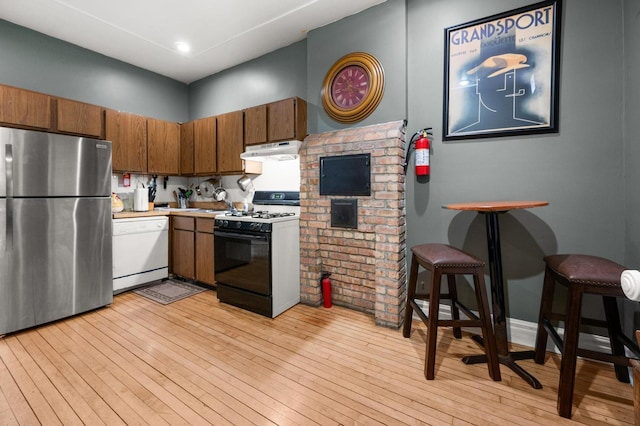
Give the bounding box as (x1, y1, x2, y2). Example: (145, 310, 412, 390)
(214, 230, 269, 242)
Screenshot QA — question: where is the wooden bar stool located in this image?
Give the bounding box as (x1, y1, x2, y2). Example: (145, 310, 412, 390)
(534, 254, 640, 418)
(402, 243, 501, 381)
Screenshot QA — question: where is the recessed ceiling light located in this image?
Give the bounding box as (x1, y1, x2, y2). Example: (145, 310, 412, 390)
(175, 42, 191, 53)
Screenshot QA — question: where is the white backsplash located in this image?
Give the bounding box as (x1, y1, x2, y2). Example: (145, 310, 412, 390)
(112, 157, 300, 209)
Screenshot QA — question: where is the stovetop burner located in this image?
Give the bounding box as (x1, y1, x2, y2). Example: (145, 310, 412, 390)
(225, 210, 248, 217)
(251, 211, 296, 219)
(224, 210, 296, 219)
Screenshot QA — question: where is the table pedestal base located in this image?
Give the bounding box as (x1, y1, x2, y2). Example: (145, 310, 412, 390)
(462, 335, 542, 389)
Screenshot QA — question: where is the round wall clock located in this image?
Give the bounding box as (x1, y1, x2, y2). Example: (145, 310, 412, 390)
(321, 52, 385, 124)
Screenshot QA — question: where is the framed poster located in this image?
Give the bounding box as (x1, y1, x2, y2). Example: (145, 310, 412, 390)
(443, 0, 562, 140)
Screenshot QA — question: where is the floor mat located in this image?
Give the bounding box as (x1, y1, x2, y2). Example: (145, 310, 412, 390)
(134, 280, 207, 305)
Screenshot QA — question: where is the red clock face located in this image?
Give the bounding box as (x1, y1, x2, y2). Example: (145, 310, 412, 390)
(331, 65, 370, 109)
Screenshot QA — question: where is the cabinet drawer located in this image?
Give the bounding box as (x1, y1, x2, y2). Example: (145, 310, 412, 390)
(173, 216, 195, 231)
(196, 218, 214, 233)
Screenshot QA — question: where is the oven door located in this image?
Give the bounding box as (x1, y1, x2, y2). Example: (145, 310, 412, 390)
(214, 230, 271, 295)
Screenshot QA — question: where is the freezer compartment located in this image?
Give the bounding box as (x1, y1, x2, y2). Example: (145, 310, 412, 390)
(0, 127, 112, 198)
(0, 197, 113, 335)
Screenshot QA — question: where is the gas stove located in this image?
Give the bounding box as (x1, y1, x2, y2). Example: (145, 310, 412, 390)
(222, 210, 296, 220)
(214, 190, 300, 318)
(215, 191, 300, 228)
(215, 210, 298, 230)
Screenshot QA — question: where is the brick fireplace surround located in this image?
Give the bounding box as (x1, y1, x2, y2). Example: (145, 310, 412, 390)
(299, 120, 407, 329)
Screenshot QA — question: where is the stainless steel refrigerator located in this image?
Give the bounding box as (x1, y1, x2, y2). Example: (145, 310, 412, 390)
(0, 127, 113, 335)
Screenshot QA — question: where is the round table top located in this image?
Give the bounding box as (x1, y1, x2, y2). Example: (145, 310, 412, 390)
(444, 200, 549, 212)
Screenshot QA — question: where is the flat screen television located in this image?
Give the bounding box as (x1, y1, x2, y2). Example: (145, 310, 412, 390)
(319, 153, 371, 196)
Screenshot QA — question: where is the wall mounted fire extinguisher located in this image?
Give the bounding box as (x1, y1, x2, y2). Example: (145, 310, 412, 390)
(403, 127, 433, 176)
(321, 272, 332, 308)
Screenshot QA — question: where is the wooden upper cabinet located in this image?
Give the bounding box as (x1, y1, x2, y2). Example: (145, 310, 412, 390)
(180, 121, 194, 176)
(0, 84, 51, 130)
(147, 118, 180, 175)
(194, 116, 217, 175)
(243, 97, 307, 147)
(55, 98, 103, 138)
(268, 97, 306, 142)
(105, 109, 147, 173)
(243, 104, 267, 146)
(217, 110, 244, 173)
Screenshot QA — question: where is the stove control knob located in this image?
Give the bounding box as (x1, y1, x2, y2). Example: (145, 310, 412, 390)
(222, 220, 228, 228)
(236, 221, 242, 229)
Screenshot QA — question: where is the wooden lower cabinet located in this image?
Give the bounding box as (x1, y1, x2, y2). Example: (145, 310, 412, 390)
(171, 216, 215, 285)
(195, 218, 215, 285)
(171, 217, 195, 280)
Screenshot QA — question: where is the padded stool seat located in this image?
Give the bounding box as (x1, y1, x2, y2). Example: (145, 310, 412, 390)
(534, 254, 640, 418)
(403, 243, 501, 381)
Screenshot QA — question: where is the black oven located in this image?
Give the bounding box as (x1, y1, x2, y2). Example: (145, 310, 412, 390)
(214, 224, 273, 316)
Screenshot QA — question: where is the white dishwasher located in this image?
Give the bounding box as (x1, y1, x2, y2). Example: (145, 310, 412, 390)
(112, 216, 169, 293)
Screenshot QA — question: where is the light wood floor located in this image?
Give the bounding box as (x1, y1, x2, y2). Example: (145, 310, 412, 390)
(0, 288, 634, 425)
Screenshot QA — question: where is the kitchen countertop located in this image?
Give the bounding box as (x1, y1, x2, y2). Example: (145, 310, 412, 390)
(113, 209, 227, 219)
(113, 201, 230, 219)
(113, 210, 169, 219)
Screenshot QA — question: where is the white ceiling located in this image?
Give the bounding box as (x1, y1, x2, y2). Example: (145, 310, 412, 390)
(0, 0, 386, 84)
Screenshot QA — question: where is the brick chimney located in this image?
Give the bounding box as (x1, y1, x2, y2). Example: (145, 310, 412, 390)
(299, 120, 407, 328)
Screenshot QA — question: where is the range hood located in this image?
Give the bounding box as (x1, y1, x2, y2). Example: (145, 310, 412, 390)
(240, 140, 301, 162)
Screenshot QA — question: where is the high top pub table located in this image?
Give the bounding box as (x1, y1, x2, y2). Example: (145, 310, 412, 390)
(444, 200, 549, 389)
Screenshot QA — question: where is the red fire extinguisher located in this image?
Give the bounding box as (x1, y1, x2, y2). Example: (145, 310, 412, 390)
(321, 272, 332, 308)
(403, 127, 433, 176)
(414, 131, 430, 176)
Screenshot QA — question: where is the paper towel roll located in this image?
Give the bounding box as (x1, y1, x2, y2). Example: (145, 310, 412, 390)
(133, 188, 149, 211)
(621, 270, 640, 301)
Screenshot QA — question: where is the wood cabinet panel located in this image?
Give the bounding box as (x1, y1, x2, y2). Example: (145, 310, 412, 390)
(172, 228, 195, 280)
(194, 116, 216, 174)
(268, 97, 306, 142)
(243, 104, 267, 146)
(0, 85, 51, 130)
(217, 110, 243, 173)
(105, 109, 147, 173)
(173, 216, 195, 231)
(195, 218, 214, 233)
(55, 98, 103, 138)
(147, 118, 180, 175)
(195, 218, 215, 285)
(180, 121, 194, 176)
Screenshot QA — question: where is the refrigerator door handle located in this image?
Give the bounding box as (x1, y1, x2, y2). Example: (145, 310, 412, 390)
(4, 144, 13, 251)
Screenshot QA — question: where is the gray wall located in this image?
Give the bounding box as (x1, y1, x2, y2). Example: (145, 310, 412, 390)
(0, 20, 189, 122)
(623, 0, 640, 330)
(625, 0, 640, 265)
(306, 0, 407, 134)
(188, 41, 307, 119)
